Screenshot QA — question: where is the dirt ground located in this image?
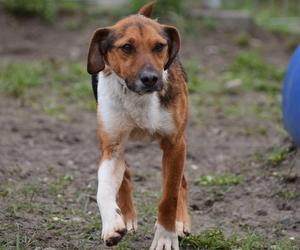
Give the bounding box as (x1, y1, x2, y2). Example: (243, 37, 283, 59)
(0, 9, 299, 250)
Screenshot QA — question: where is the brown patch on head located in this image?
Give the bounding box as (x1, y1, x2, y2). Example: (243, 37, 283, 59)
(107, 17, 165, 83)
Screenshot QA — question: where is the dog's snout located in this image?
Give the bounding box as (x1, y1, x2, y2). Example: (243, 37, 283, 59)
(140, 70, 159, 87)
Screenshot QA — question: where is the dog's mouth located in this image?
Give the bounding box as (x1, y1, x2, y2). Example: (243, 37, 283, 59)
(125, 79, 163, 95)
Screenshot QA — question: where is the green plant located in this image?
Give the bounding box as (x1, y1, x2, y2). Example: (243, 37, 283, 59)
(0, 0, 84, 21)
(234, 32, 251, 48)
(1, 0, 57, 21)
(278, 189, 298, 200)
(267, 146, 290, 164)
(196, 174, 243, 187)
(180, 229, 238, 249)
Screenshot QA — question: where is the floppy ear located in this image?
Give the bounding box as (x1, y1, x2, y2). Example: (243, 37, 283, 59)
(163, 25, 181, 70)
(138, 1, 155, 18)
(87, 28, 111, 75)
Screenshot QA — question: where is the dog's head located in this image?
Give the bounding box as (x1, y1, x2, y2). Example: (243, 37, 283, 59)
(87, 2, 180, 95)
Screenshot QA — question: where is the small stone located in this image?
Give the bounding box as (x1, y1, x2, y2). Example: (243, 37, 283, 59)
(255, 210, 268, 216)
(52, 217, 59, 221)
(70, 217, 82, 223)
(190, 204, 200, 211)
(204, 199, 214, 207)
(225, 79, 242, 89)
(190, 164, 199, 170)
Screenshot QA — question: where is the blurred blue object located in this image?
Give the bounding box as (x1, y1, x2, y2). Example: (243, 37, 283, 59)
(282, 45, 300, 147)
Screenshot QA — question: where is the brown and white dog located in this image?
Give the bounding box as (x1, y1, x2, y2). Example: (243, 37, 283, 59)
(87, 2, 189, 249)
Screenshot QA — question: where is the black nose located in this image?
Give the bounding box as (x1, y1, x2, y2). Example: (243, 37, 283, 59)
(140, 70, 159, 87)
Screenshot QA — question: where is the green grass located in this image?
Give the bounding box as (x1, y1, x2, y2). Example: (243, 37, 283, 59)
(184, 61, 222, 94)
(252, 145, 295, 166)
(226, 51, 285, 93)
(0, 62, 46, 98)
(180, 229, 299, 250)
(196, 174, 243, 187)
(180, 229, 237, 249)
(234, 32, 251, 48)
(277, 189, 298, 200)
(267, 147, 291, 165)
(222, 0, 300, 34)
(0, 0, 84, 21)
(0, 60, 95, 112)
(185, 51, 284, 95)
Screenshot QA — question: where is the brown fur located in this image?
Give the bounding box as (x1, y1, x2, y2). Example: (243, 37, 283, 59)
(118, 164, 137, 228)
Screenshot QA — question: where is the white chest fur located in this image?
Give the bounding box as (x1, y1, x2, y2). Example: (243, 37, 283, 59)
(97, 71, 175, 138)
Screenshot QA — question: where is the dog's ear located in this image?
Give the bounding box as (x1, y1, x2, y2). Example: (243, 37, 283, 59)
(87, 27, 112, 75)
(138, 1, 155, 18)
(163, 25, 181, 70)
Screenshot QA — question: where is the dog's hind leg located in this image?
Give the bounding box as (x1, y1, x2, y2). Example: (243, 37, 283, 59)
(176, 174, 191, 237)
(118, 163, 137, 232)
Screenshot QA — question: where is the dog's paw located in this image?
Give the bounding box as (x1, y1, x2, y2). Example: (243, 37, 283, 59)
(150, 223, 179, 250)
(125, 217, 137, 232)
(101, 207, 127, 246)
(176, 221, 191, 238)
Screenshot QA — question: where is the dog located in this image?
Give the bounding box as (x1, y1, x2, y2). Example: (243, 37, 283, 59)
(87, 2, 189, 250)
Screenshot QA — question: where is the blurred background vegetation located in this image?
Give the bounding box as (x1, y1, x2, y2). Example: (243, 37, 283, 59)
(1, 0, 299, 34)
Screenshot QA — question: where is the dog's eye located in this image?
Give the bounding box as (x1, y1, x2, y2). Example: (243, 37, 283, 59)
(153, 43, 165, 53)
(121, 44, 134, 54)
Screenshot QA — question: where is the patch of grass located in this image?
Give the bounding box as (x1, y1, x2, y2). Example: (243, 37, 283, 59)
(184, 61, 202, 93)
(278, 189, 298, 200)
(181, 229, 299, 250)
(234, 32, 251, 48)
(266, 146, 291, 165)
(196, 174, 243, 187)
(14, 224, 37, 250)
(42, 101, 66, 118)
(116, 240, 131, 250)
(226, 51, 284, 93)
(180, 229, 237, 249)
(0, 0, 84, 21)
(49, 174, 74, 195)
(222, 1, 300, 34)
(0, 60, 94, 113)
(1, 0, 57, 21)
(184, 61, 222, 94)
(0, 62, 46, 98)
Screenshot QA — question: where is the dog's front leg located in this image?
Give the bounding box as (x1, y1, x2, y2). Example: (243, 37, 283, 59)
(97, 149, 127, 246)
(150, 136, 186, 250)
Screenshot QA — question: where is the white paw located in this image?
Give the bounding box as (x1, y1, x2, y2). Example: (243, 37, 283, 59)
(100, 205, 127, 246)
(125, 218, 138, 232)
(176, 221, 191, 237)
(150, 223, 179, 250)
